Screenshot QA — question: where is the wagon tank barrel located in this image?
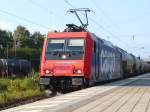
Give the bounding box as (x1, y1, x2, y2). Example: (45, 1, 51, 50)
(0, 59, 31, 77)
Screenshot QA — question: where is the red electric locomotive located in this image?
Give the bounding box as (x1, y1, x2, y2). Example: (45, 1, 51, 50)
(39, 28, 94, 90)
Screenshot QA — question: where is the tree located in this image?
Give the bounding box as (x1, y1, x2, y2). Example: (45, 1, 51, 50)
(31, 32, 45, 49)
(0, 29, 13, 58)
(14, 25, 30, 47)
(0, 29, 13, 47)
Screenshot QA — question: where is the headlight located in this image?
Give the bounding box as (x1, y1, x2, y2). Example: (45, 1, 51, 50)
(45, 70, 50, 74)
(74, 69, 82, 74)
(45, 69, 53, 74)
(77, 70, 82, 74)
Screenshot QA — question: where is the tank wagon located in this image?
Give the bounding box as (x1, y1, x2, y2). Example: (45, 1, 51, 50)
(0, 59, 31, 76)
(134, 57, 141, 74)
(116, 48, 134, 77)
(39, 24, 150, 91)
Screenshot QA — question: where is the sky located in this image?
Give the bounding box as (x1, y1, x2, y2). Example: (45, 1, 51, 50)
(0, 0, 150, 58)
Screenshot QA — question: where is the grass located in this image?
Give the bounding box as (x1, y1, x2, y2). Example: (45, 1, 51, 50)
(0, 72, 45, 109)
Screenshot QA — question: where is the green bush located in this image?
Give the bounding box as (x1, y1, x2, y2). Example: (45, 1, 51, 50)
(0, 72, 44, 107)
(0, 79, 9, 91)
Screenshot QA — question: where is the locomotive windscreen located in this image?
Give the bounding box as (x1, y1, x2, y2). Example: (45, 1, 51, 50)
(45, 38, 84, 60)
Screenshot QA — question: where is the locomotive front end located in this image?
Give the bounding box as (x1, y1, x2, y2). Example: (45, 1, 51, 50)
(40, 32, 88, 90)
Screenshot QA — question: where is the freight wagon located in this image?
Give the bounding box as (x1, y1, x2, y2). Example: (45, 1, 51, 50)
(0, 59, 31, 77)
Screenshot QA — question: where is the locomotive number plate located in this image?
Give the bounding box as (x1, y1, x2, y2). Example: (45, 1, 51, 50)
(54, 69, 72, 74)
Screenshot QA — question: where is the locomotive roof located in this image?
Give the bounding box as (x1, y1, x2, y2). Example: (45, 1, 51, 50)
(47, 31, 88, 38)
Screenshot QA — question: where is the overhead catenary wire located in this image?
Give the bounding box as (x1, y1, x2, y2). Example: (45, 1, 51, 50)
(29, 0, 120, 39)
(88, 17, 118, 38)
(88, 0, 149, 52)
(88, 0, 143, 50)
(88, 0, 120, 31)
(64, 0, 120, 39)
(27, 0, 65, 28)
(64, 0, 136, 52)
(64, 0, 106, 37)
(85, 1, 146, 51)
(64, 0, 132, 45)
(27, 0, 53, 15)
(0, 9, 51, 30)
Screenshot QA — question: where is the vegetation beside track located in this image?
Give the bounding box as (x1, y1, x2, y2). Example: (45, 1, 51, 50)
(0, 72, 46, 110)
(0, 24, 49, 110)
